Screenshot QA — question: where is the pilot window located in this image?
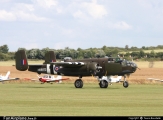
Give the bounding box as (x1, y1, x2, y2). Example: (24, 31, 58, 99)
(108, 58, 113, 61)
(121, 60, 127, 66)
(108, 58, 115, 63)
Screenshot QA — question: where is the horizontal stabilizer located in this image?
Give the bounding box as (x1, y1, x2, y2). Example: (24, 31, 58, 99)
(0, 78, 20, 82)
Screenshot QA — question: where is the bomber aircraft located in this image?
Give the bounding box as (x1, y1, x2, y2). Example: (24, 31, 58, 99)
(15, 50, 138, 88)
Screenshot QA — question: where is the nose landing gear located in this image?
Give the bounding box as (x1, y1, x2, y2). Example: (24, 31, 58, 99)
(123, 75, 129, 88)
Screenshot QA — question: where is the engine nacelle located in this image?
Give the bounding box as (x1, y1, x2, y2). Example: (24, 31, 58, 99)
(37, 64, 58, 75)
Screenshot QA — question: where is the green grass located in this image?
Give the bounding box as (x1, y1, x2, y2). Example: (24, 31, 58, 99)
(0, 83, 163, 116)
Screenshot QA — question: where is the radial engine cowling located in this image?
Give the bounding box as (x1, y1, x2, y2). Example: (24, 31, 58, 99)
(88, 62, 102, 75)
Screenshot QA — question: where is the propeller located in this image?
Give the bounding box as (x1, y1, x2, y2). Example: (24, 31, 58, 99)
(137, 67, 141, 70)
(89, 63, 102, 76)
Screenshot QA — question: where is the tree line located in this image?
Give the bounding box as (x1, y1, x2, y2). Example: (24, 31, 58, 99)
(0, 44, 163, 61)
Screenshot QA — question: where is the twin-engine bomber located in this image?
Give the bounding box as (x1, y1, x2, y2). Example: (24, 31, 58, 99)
(15, 50, 138, 88)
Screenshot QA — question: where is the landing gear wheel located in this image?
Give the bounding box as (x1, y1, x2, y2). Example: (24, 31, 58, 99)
(123, 81, 129, 88)
(74, 79, 83, 88)
(99, 80, 108, 88)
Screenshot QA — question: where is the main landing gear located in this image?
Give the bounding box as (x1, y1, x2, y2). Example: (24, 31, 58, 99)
(99, 80, 108, 88)
(73, 75, 129, 88)
(74, 75, 83, 88)
(98, 75, 129, 88)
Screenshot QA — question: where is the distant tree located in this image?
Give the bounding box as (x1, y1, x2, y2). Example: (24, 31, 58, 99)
(139, 50, 145, 58)
(40, 47, 51, 59)
(35, 49, 44, 59)
(28, 49, 38, 59)
(149, 50, 156, 58)
(130, 51, 139, 58)
(142, 46, 145, 49)
(157, 45, 163, 49)
(94, 49, 106, 58)
(102, 45, 107, 51)
(130, 46, 138, 51)
(0, 52, 7, 60)
(0, 44, 9, 53)
(125, 45, 129, 50)
(125, 52, 131, 57)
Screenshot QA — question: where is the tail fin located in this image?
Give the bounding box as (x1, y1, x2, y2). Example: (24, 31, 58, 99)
(5, 71, 10, 79)
(15, 50, 28, 71)
(44, 51, 56, 64)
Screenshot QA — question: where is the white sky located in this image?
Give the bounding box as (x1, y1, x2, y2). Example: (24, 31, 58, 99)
(0, 0, 163, 52)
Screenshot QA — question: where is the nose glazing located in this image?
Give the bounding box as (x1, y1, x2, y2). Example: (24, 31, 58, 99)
(131, 62, 137, 72)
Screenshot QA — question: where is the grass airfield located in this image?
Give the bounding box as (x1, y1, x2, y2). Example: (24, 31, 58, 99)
(0, 83, 163, 116)
(0, 60, 163, 116)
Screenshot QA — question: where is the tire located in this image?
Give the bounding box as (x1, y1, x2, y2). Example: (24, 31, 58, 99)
(123, 81, 129, 88)
(99, 80, 108, 88)
(74, 79, 83, 88)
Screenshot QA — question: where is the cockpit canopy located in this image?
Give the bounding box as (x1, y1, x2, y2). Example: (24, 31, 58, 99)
(107, 57, 137, 68)
(63, 57, 72, 61)
(108, 57, 121, 63)
(121, 60, 137, 68)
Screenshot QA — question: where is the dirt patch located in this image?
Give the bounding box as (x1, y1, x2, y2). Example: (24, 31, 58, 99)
(0, 66, 163, 84)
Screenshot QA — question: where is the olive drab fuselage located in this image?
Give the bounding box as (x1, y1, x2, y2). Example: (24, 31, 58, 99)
(61, 58, 137, 77)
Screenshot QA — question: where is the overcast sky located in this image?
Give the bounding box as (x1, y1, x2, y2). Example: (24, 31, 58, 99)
(0, 0, 163, 52)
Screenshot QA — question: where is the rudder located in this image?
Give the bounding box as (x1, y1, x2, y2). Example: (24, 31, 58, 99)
(44, 51, 56, 64)
(5, 71, 10, 79)
(15, 50, 28, 71)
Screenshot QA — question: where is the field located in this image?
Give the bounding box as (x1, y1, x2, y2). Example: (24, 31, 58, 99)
(0, 60, 163, 116)
(119, 49, 163, 54)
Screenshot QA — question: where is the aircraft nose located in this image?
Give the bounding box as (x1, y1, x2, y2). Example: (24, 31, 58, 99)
(131, 62, 138, 72)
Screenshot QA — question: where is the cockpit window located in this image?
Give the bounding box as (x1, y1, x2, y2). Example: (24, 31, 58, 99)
(121, 60, 137, 67)
(108, 58, 114, 63)
(108, 57, 121, 63)
(121, 60, 126, 66)
(108, 58, 113, 61)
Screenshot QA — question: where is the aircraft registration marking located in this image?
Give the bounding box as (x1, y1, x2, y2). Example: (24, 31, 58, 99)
(38, 68, 46, 72)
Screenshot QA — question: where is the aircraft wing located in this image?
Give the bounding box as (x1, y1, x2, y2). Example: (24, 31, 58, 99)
(28, 64, 44, 68)
(28, 64, 45, 66)
(46, 78, 69, 82)
(31, 80, 40, 82)
(51, 62, 85, 67)
(0, 78, 19, 82)
(147, 78, 163, 82)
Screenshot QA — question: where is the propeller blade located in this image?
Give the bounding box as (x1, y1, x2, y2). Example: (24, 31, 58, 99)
(137, 67, 141, 70)
(89, 63, 102, 76)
